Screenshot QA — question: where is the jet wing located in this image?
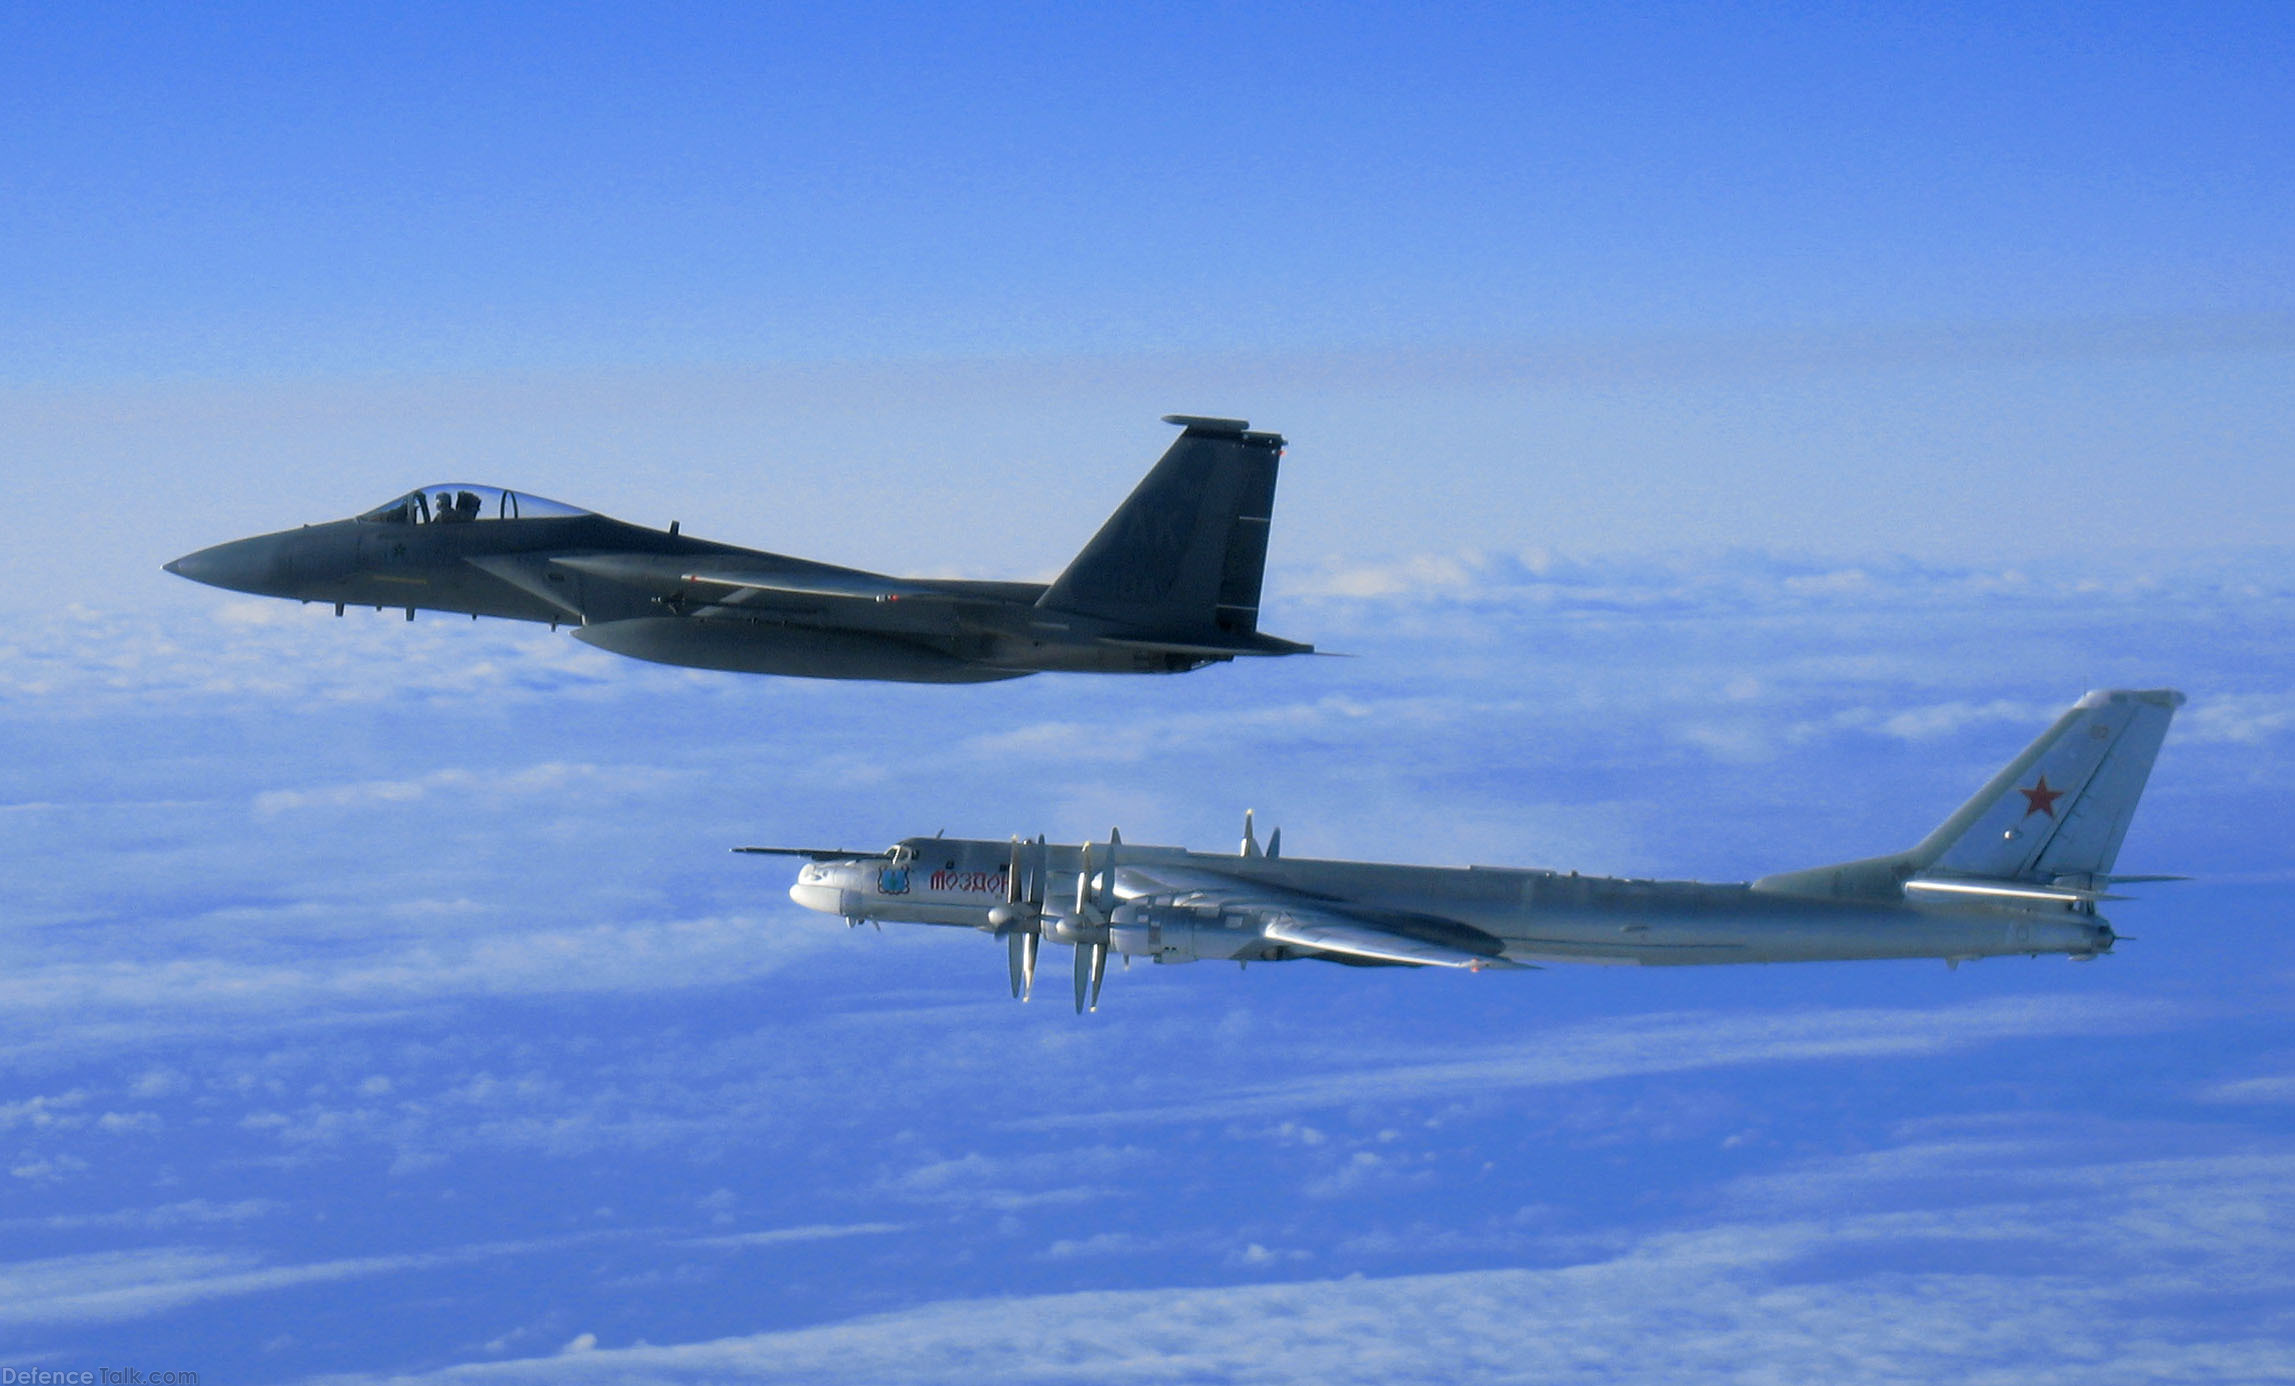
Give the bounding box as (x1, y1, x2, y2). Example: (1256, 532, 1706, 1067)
(1111, 862, 1526, 970)
(1094, 635, 1316, 659)
(677, 568, 960, 605)
(462, 554, 587, 617)
(547, 553, 955, 605)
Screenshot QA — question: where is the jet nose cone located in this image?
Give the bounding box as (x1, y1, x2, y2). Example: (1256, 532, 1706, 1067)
(163, 536, 292, 596)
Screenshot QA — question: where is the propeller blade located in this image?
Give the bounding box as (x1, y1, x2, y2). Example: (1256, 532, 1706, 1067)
(1075, 842, 1092, 919)
(1007, 930, 1027, 1000)
(1266, 826, 1281, 860)
(1022, 931, 1039, 999)
(1007, 837, 1023, 905)
(1073, 939, 1092, 1013)
(1242, 809, 1259, 858)
(1103, 829, 1120, 913)
(1087, 941, 1108, 1012)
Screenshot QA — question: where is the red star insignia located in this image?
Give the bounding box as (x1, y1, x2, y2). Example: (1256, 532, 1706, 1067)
(2018, 775, 2063, 818)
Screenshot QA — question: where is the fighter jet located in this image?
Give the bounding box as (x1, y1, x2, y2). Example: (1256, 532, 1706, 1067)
(747, 689, 2183, 1011)
(163, 416, 1310, 683)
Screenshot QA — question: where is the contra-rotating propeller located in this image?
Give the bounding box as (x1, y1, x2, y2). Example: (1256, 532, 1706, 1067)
(1066, 829, 1121, 1013)
(1023, 830, 1124, 1014)
(990, 836, 1047, 1000)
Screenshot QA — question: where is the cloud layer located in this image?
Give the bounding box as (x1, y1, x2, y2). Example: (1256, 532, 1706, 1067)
(0, 554, 2287, 1382)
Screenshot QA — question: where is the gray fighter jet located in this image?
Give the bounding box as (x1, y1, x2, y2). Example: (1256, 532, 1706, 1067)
(164, 416, 1309, 682)
(747, 689, 2183, 1011)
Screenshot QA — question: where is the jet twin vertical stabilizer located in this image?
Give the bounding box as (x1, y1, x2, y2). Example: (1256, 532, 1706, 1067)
(1040, 416, 1287, 648)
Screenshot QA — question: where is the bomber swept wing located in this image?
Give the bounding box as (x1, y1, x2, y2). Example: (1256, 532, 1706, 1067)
(1105, 859, 1524, 971)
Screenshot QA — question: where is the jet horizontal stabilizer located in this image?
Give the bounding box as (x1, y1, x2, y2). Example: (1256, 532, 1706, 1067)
(1160, 414, 1252, 435)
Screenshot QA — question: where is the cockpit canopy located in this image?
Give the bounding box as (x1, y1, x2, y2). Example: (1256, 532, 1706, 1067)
(357, 484, 592, 526)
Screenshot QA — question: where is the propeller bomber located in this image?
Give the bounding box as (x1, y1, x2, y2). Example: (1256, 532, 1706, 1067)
(743, 690, 2186, 1013)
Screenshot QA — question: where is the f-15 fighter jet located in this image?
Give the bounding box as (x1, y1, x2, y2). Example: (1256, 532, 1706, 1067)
(747, 689, 2183, 1011)
(164, 416, 1310, 683)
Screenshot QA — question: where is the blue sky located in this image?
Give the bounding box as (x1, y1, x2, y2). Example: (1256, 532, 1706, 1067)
(8, 3, 2290, 373)
(3, 3, 2293, 1382)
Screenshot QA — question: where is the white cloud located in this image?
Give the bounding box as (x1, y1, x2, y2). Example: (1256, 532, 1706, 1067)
(1225, 1241, 1313, 1268)
(1862, 698, 2041, 742)
(1041, 1232, 1160, 1260)
(0, 1231, 637, 1329)
(1301, 1150, 1432, 1200)
(0, 913, 838, 1051)
(1014, 994, 2179, 1129)
(877, 1147, 1152, 1212)
(0, 543, 2285, 1381)
(2181, 693, 2295, 745)
(680, 1223, 907, 1251)
(10, 1198, 284, 1233)
(0, 1090, 90, 1131)
(252, 762, 685, 817)
(2199, 1075, 2295, 1105)
(288, 1141, 2295, 1385)
(0, 1246, 434, 1327)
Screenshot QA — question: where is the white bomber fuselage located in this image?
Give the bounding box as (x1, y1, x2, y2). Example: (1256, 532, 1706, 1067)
(760, 690, 2176, 1009)
(789, 838, 2115, 967)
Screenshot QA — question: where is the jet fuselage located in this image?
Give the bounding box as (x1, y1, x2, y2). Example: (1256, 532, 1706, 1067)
(164, 417, 1314, 684)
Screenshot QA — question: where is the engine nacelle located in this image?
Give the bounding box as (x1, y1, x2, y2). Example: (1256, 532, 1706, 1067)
(1108, 903, 1258, 964)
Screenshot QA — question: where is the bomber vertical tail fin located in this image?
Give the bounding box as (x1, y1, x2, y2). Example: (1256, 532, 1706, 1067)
(1039, 416, 1292, 647)
(1905, 688, 2184, 885)
(1755, 689, 2184, 901)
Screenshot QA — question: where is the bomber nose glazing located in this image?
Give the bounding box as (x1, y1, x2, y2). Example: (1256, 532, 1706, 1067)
(788, 861, 861, 916)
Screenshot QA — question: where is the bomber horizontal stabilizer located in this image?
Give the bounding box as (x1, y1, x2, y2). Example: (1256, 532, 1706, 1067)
(734, 845, 885, 861)
(1903, 877, 2130, 904)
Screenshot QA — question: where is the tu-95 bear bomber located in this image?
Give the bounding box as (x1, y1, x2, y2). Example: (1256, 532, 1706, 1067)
(745, 690, 2184, 1012)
